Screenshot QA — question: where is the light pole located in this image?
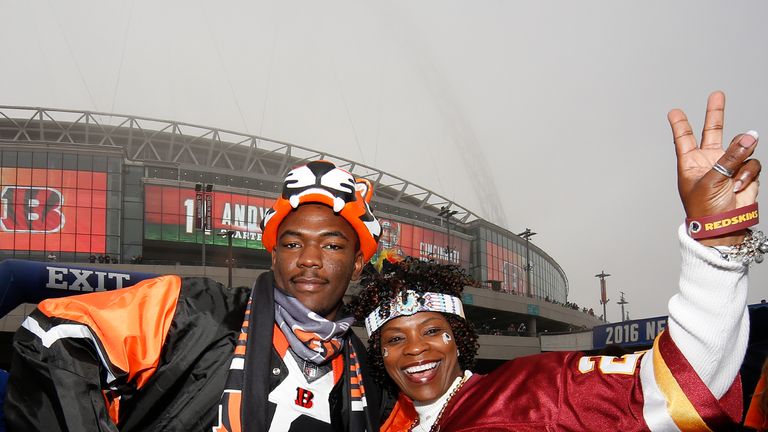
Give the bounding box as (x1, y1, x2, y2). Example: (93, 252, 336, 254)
(438, 206, 458, 263)
(595, 270, 611, 322)
(195, 183, 213, 268)
(221, 229, 236, 288)
(617, 291, 629, 322)
(517, 228, 537, 297)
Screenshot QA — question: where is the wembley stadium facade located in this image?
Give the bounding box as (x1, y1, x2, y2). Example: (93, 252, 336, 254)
(0, 106, 602, 368)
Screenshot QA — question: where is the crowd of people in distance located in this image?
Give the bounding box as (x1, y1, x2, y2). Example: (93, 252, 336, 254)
(41, 254, 147, 265)
(479, 281, 596, 318)
(86, 254, 125, 264)
(544, 295, 596, 316)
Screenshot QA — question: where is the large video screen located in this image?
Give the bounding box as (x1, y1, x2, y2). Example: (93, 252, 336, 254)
(0, 168, 107, 253)
(144, 184, 272, 249)
(144, 184, 471, 266)
(373, 217, 470, 268)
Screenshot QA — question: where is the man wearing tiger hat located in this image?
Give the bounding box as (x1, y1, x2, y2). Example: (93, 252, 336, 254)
(6, 160, 385, 432)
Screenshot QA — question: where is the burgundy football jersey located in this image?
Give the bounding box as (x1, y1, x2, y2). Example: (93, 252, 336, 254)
(384, 331, 742, 431)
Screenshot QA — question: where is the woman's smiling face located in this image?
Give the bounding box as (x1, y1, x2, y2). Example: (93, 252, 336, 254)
(380, 311, 463, 404)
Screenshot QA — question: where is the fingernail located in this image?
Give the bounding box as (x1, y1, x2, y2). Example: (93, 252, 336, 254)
(733, 180, 743, 193)
(740, 130, 759, 148)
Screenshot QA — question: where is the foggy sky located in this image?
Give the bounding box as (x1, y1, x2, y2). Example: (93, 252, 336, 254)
(2, 0, 767, 320)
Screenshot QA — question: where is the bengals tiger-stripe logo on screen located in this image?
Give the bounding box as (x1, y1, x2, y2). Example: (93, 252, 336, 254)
(0, 186, 65, 233)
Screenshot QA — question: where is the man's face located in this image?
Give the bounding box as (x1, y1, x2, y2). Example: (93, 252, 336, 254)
(271, 204, 364, 320)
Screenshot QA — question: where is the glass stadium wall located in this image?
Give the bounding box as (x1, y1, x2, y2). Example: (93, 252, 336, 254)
(0, 147, 568, 305)
(0, 147, 125, 262)
(467, 220, 568, 304)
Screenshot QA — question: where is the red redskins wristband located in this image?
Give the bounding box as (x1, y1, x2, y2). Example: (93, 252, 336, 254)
(686, 203, 759, 239)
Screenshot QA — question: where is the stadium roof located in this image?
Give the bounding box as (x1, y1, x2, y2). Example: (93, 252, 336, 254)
(0, 105, 480, 223)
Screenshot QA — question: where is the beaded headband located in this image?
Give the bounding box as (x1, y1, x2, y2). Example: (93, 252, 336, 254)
(364, 289, 465, 336)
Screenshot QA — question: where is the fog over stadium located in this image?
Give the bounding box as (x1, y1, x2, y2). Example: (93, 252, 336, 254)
(1, 0, 767, 319)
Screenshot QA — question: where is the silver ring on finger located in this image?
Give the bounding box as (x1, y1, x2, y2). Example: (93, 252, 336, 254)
(712, 162, 735, 178)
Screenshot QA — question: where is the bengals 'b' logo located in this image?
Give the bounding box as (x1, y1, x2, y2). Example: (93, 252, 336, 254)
(0, 187, 65, 233)
(295, 387, 314, 409)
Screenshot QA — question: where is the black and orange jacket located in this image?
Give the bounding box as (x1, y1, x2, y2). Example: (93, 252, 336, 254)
(5, 272, 382, 431)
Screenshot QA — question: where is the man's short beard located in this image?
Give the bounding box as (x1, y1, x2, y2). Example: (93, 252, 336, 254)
(315, 301, 344, 321)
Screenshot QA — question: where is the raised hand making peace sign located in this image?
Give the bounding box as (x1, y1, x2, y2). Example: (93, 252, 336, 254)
(670, 91, 761, 247)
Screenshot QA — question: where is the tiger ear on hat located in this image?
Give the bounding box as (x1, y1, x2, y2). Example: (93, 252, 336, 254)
(355, 178, 374, 203)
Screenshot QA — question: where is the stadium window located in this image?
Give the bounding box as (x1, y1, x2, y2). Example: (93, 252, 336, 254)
(203, 172, 219, 184)
(31, 168, 47, 185)
(106, 236, 120, 256)
(44, 231, 61, 253)
(93, 156, 107, 172)
(13, 231, 30, 252)
(63, 153, 77, 170)
(92, 172, 107, 191)
(48, 152, 62, 169)
(106, 210, 120, 236)
(161, 213, 181, 242)
(57, 251, 75, 262)
(107, 208, 120, 222)
(144, 212, 162, 241)
(15, 168, 30, 185)
(1, 150, 17, 167)
(123, 201, 142, 219)
(165, 168, 179, 180)
(124, 166, 142, 186)
(76, 210, 92, 234)
(122, 244, 141, 260)
(108, 157, 121, 173)
(107, 173, 122, 191)
(181, 170, 203, 182)
(87, 235, 105, 255)
(32, 151, 47, 168)
(77, 188, 93, 209)
(77, 171, 93, 190)
(108, 191, 122, 209)
(48, 167, 63, 190)
(60, 233, 75, 252)
(78, 154, 93, 171)
(143, 189, 160, 213)
(17, 151, 32, 168)
(228, 176, 243, 188)
(123, 219, 142, 243)
(123, 183, 141, 201)
(122, 219, 144, 244)
(29, 233, 46, 254)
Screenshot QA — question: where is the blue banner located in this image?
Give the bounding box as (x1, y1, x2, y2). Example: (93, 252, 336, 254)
(527, 304, 539, 316)
(592, 316, 668, 350)
(0, 259, 158, 318)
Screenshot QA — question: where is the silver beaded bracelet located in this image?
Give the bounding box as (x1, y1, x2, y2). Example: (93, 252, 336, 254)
(712, 230, 768, 265)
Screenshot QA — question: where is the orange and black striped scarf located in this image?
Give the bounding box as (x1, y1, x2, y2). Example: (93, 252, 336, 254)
(213, 288, 370, 431)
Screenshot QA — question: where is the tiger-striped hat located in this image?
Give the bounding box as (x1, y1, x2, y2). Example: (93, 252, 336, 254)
(260, 160, 382, 261)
